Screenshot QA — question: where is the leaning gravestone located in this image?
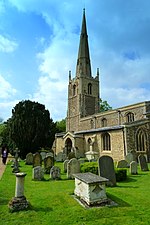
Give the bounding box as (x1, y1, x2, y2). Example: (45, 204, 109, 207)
(67, 158, 80, 179)
(130, 161, 138, 175)
(26, 152, 33, 165)
(98, 155, 116, 187)
(44, 156, 54, 174)
(116, 160, 128, 168)
(32, 166, 44, 181)
(138, 154, 149, 171)
(50, 166, 61, 180)
(33, 152, 42, 168)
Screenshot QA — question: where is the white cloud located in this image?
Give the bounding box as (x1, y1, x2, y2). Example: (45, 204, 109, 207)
(0, 100, 19, 121)
(0, 74, 17, 99)
(0, 35, 18, 53)
(102, 87, 150, 109)
(34, 28, 79, 121)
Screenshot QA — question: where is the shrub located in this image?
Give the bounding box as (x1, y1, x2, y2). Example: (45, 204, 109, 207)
(115, 168, 127, 182)
(80, 162, 98, 175)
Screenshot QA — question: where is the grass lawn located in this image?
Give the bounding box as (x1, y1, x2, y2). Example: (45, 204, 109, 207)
(0, 161, 150, 225)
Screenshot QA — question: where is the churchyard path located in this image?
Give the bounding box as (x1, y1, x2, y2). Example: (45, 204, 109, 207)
(0, 157, 6, 179)
(0, 155, 13, 179)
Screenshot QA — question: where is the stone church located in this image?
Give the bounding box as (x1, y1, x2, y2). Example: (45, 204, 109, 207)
(53, 10, 150, 162)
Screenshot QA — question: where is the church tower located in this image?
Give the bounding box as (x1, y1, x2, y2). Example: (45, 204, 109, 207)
(66, 9, 100, 132)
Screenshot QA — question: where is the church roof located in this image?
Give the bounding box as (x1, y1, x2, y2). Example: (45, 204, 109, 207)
(74, 125, 124, 135)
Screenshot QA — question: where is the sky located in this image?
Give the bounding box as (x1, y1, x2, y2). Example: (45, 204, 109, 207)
(0, 0, 150, 122)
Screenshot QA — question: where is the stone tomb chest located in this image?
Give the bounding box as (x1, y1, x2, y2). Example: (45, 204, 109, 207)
(73, 172, 108, 206)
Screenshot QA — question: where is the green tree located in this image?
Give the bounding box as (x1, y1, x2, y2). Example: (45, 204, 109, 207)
(56, 118, 66, 132)
(99, 98, 112, 112)
(8, 100, 55, 159)
(0, 121, 16, 154)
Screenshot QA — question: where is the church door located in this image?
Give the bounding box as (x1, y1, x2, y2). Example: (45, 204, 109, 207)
(65, 138, 72, 156)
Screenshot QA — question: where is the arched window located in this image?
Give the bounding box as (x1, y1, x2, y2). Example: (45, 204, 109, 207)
(101, 118, 107, 127)
(102, 133, 111, 151)
(88, 83, 92, 95)
(73, 84, 76, 96)
(136, 129, 147, 152)
(126, 112, 134, 123)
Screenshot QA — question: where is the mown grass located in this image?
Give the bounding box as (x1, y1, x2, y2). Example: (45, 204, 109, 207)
(0, 161, 150, 225)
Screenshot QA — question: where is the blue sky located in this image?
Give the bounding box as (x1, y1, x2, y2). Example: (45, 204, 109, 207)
(0, 0, 150, 122)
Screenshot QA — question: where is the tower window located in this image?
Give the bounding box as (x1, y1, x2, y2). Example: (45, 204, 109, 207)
(73, 84, 76, 96)
(126, 112, 134, 123)
(88, 83, 92, 95)
(102, 132, 111, 151)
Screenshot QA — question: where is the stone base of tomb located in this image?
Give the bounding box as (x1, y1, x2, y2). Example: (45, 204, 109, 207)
(8, 196, 30, 212)
(73, 195, 117, 208)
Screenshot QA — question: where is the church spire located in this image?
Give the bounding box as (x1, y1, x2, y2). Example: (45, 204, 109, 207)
(76, 9, 91, 77)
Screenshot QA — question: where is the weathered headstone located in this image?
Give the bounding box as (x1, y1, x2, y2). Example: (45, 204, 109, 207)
(50, 166, 61, 180)
(12, 148, 20, 173)
(116, 160, 128, 168)
(98, 155, 116, 187)
(130, 161, 138, 175)
(125, 152, 137, 165)
(26, 152, 33, 165)
(40, 151, 47, 160)
(63, 159, 69, 173)
(55, 152, 66, 162)
(44, 156, 54, 174)
(138, 154, 149, 171)
(67, 158, 80, 179)
(33, 152, 42, 168)
(68, 152, 76, 160)
(32, 166, 44, 181)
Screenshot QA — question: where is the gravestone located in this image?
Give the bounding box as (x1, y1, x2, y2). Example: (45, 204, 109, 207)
(50, 166, 61, 180)
(116, 160, 128, 168)
(46, 152, 54, 158)
(63, 159, 69, 173)
(55, 152, 66, 162)
(138, 154, 149, 171)
(12, 148, 20, 173)
(98, 155, 116, 187)
(68, 152, 76, 160)
(67, 158, 80, 179)
(26, 152, 33, 165)
(130, 161, 138, 175)
(125, 152, 137, 165)
(33, 152, 42, 168)
(32, 166, 44, 181)
(40, 151, 47, 160)
(44, 156, 54, 174)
